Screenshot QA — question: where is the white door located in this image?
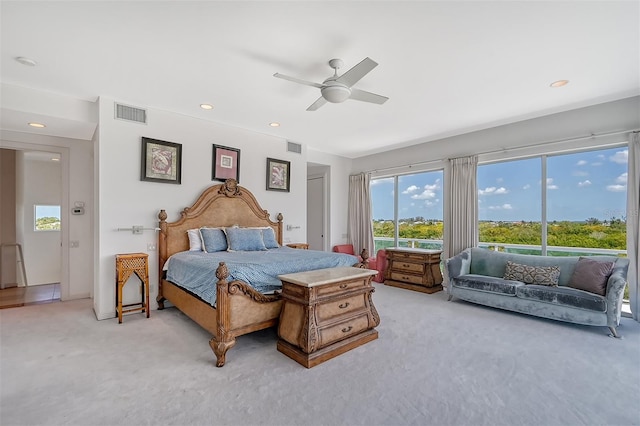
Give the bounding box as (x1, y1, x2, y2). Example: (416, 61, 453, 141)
(307, 176, 324, 251)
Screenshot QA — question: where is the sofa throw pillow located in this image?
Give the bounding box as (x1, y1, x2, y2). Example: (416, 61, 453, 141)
(503, 261, 560, 286)
(199, 227, 228, 253)
(567, 257, 614, 296)
(224, 227, 267, 251)
(186, 228, 203, 251)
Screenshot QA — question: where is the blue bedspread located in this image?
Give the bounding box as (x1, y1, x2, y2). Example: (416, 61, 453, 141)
(165, 247, 359, 306)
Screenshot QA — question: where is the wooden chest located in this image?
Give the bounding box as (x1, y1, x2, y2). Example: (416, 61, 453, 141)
(384, 247, 443, 294)
(277, 267, 379, 368)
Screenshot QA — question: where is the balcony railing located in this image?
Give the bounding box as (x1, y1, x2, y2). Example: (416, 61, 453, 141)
(373, 237, 628, 257)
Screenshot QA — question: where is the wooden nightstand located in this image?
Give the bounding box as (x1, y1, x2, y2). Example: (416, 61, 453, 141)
(115, 253, 150, 323)
(277, 267, 379, 368)
(286, 243, 309, 250)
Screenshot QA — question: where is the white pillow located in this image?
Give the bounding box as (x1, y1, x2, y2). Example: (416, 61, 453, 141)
(186, 228, 203, 251)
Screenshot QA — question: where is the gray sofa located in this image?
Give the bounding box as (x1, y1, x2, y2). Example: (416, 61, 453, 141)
(445, 248, 630, 337)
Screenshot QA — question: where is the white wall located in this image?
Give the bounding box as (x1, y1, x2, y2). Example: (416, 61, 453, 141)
(94, 97, 310, 319)
(18, 154, 62, 285)
(353, 96, 640, 174)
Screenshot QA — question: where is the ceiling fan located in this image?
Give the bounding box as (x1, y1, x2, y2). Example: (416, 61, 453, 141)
(273, 57, 389, 111)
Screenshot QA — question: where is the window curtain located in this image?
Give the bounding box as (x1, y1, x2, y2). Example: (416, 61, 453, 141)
(627, 132, 639, 321)
(348, 173, 375, 260)
(445, 155, 479, 261)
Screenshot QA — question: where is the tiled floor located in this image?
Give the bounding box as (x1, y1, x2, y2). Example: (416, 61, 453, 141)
(0, 283, 60, 309)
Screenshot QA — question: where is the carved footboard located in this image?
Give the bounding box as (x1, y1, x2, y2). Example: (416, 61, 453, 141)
(210, 262, 282, 367)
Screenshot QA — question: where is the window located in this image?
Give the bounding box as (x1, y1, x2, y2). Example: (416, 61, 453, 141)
(477, 157, 542, 254)
(34, 205, 61, 231)
(371, 170, 444, 251)
(477, 146, 627, 257)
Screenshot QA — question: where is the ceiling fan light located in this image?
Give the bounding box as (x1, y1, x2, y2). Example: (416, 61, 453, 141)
(321, 85, 351, 103)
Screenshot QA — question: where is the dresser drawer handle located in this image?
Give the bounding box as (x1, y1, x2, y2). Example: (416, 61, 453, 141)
(339, 302, 350, 309)
(339, 284, 348, 289)
(402, 263, 411, 268)
(342, 326, 353, 333)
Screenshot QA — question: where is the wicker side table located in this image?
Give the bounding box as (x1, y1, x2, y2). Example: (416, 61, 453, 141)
(115, 253, 150, 323)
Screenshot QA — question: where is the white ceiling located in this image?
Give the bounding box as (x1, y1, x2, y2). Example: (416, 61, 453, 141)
(1, 1, 638, 158)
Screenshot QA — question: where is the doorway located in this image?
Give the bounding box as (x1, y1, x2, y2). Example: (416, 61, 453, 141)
(0, 146, 66, 307)
(307, 163, 329, 251)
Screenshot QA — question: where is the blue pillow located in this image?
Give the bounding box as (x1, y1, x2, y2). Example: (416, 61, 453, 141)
(261, 227, 280, 249)
(199, 227, 228, 252)
(224, 227, 267, 251)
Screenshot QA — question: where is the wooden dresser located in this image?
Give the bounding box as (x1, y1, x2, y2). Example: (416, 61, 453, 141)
(384, 247, 443, 294)
(277, 267, 379, 368)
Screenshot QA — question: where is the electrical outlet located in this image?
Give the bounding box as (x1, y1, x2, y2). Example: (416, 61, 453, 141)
(70, 241, 79, 248)
(147, 243, 157, 251)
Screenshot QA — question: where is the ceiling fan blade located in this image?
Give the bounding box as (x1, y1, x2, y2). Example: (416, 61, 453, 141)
(273, 73, 323, 89)
(335, 57, 378, 88)
(349, 88, 389, 105)
(306, 97, 327, 111)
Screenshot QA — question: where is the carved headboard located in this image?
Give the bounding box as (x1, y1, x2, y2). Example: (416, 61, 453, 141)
(157, 179, 283, 271)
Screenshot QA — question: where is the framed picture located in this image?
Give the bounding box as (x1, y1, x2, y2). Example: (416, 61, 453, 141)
(212, 144, 240, 182)
(140, 137, 182, 184)
(266, 157, 290, 192)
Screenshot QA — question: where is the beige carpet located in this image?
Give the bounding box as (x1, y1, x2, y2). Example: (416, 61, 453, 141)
(1, 283, 639, 426)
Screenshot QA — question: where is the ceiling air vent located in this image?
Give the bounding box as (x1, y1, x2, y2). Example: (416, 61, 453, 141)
(287, 141, 302, 154)
(114, 102, 147, 124)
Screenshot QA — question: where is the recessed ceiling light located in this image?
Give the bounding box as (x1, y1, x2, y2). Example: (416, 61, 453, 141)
(550, 80, 569, 88)
(28, 122, 46, 128)
(16, 57, 37, 66)
(51, 157, 60, 162)
(269, 122, 280, 127)
(200, 104, 214, 110)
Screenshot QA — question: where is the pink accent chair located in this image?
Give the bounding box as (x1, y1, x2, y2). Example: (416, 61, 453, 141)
(332, 244, 386, 282)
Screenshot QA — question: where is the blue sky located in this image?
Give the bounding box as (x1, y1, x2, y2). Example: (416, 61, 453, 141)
(371, 146, 628, 222)
(35, 205, 61, 220)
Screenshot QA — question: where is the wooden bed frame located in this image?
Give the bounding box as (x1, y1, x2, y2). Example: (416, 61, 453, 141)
(156, 179, 285, 367)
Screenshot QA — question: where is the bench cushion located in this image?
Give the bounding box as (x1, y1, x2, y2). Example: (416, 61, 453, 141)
(453, 274, 523, 296)
(516, 285, 607, 312)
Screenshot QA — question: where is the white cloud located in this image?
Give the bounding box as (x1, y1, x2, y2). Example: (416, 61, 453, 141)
(411, 189, 436, 200)
(424, 179, 441, 191)
(523, 184, 530, 190)
(408, 180, 441, 200)
(488, 204, 513, 210)
(607, 184, 626, 192)
(478, 186, 508, 196)
(609, 150, 628, 164)
(370, 177, 393, 186)
(402, 185, 419, 194)
(576, 160, 588, 166)
(572, 171, 588, 177)
(546, 178, 558, 190)
(616, 173, 628, 184)
(578, 180, 591, 187)
(496, 177, 504, 183)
